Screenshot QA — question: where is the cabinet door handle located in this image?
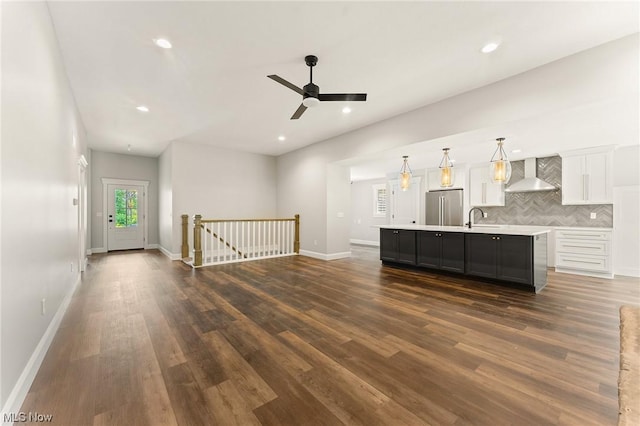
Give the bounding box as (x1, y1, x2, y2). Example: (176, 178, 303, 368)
(561, 258, 602, 265)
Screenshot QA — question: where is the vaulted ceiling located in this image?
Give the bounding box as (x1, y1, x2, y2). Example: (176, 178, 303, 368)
(48, 1, 638, 173)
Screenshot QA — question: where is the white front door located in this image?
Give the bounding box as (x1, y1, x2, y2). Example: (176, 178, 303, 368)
(107, 184, 145, 250)
(389, 177, 421, 225)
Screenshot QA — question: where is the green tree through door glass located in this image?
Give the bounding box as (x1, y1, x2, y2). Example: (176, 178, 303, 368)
(115, 189, 138, 228)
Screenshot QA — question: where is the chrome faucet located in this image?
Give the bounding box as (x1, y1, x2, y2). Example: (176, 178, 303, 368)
(466, 207, 485, 229)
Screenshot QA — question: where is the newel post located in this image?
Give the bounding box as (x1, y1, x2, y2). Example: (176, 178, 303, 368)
(294, 214, 300, 254)
(181, 214, 189, 259)
(193, 214, 203, 267)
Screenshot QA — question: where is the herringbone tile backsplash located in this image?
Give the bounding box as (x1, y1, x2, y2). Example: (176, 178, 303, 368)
(475, 156, 613, 227)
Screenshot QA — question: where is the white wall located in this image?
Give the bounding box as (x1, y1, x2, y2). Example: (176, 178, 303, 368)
(325, 164, 351, 258)
(350, 178, 388, 245)
(276, 35, 638, 257)
(613, 145, 640, 277)
(1, 1, 88, 412)
(164, 141, 278, 256)
(158, 143, 173, 257)
(89, 150, 159, 251)
(614, 145, 640, 187)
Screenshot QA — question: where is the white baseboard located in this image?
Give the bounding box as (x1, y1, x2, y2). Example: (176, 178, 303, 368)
(555, 267, 614, 280)
(615, 267, 640, 278)
(299, 250, 352, 261)
(146, 243, 159, 249)
(91, 247, 106, 254)
(158, 246, 181, 260)
(350, 239, 380, 247)
(1, 275, 81, 424)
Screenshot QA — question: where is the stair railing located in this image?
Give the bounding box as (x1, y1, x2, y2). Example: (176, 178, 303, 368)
(182, 214, 299, 267)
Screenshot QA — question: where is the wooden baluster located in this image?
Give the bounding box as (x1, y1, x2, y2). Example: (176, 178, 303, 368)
(181, 214, 189, 259)
(193, 214, 202, 267)
(294, 214, 300, 254)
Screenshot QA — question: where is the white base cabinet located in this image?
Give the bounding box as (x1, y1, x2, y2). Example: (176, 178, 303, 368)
(555, 227, 613, 279)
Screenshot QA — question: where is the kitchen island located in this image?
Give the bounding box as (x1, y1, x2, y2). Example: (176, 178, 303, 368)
(380, 225, 550, 292)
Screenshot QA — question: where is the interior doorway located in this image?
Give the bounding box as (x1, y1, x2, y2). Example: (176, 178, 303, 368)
(388, 177, 421, 225)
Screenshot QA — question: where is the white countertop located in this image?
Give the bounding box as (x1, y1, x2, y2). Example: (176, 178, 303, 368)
(378, 224, 551, 236)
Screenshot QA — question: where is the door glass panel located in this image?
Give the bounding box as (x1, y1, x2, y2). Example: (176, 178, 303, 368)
(115, 189, 138, 228)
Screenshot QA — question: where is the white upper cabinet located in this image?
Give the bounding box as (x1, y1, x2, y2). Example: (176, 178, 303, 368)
(559, 147, 614, 205)
(426, 167, 465, 191)
(469, 166, 505, 207)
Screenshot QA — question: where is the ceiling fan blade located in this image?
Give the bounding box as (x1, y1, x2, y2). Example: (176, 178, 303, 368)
(318, 93, 367, 102)
(290, 103, 307, 120)
(267, 75, 304, 95)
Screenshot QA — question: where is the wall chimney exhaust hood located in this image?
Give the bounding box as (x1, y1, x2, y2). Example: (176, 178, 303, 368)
(505, 158, 557, 193)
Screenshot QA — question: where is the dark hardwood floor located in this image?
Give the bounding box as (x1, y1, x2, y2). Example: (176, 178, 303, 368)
(20, 246, 639, 425)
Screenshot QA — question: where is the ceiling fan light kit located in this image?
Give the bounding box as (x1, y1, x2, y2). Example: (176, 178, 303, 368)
(268, 54, 367, 120)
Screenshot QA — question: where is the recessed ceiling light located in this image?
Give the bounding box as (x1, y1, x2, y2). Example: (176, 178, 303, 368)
(342, 107, 352, 114)
(278, 135, 286, 141)
(136, 105, 149, 112)
(511, 149, 522, 153)
(154, 38, 172, 49)
(481, 42, 500, 53)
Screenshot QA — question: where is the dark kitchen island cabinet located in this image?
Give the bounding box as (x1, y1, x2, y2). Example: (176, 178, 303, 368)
(417, 231, 465, 273)
(379, 226, 549, 292)
(380, 228, 416, 265)
(465, 233, 547, 291)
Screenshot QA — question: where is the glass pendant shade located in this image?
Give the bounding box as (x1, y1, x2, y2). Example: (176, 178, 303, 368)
(489, 138, 512, 184)
(439, 148, 454, 188)
(399, 156, 412, 191)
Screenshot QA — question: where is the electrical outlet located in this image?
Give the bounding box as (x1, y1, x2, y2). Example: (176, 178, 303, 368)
(483, 212, 488, 218)
(70, 262, 74, 272)
(41, 299, 46, 316)
(590, 212, 597, 219)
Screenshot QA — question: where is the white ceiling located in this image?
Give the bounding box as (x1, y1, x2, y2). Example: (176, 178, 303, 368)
(48, 1, 638, 170)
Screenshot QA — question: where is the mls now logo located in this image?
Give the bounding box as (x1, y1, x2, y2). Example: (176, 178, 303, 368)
(3, 412, 53, 423)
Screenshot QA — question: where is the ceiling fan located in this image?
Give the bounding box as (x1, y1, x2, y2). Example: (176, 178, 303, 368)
(268, 55, 367, 120)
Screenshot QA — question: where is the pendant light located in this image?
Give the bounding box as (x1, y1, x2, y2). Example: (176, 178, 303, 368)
(399, 155, 412, 191)
(489, 137, 512, 184)
(439, 148, 454, 188)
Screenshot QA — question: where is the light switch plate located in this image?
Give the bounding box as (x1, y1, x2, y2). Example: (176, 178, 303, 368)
(590, 212, 597, 219)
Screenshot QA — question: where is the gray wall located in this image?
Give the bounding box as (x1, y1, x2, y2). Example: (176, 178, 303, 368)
(476, 156, 613, 227)
(165, 141, 278, 256)
(90, 151, 159, 250)
(350, 178, 388, 244)
(1, 2, 89, 409)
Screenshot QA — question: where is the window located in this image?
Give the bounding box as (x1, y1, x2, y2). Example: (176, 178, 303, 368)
(115, 189, 138, 227)
(373, 184, 387, 217)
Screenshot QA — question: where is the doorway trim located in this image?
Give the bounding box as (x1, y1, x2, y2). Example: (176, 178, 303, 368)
(78, 155, 88, 270)
(101, 178, 149, 251)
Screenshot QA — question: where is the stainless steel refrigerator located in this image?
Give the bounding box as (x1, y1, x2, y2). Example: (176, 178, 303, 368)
(425, 189, 464, 226)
